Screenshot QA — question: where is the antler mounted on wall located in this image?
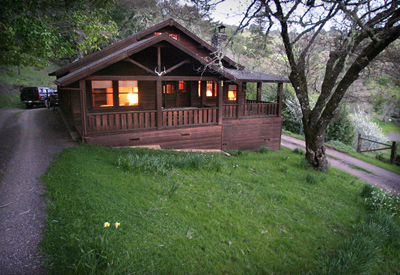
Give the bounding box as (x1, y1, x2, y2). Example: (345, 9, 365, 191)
(154, 67, 166, 76)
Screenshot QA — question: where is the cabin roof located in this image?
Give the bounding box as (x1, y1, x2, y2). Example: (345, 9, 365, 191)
(51, 19, 289, 86)
(223, 68, 290, 83)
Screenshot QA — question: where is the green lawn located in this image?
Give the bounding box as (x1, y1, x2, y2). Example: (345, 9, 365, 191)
(0, 64, 58, 88)
(39, 145, 400, 274)
(371, 118, 400, 136)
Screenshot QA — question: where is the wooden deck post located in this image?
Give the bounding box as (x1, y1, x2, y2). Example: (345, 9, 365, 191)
(257, 82, 262, 102)
(201, 81, 207, 107)
(237, 83, 243, 118)
(357, 133, 362, 153)
(157, 79, 162, 130)
(79, 80, 87, 136)
(157, 46, 163, 130)
(277, 83, 283, 117)
(217, 81, 223, 125)
(390, 141, 397, 164)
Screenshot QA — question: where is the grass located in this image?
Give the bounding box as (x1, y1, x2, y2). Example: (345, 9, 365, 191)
(0, 94, 25, 108)
(349, 164, 374, 174)
(0, 64, 58, 88)
(39, 145, 400, 274)
(371, 118, 400, 136)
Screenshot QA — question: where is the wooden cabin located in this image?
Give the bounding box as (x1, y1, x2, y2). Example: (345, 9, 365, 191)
(50, 19, 290, 151)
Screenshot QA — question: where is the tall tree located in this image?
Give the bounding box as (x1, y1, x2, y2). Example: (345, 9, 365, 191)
(203, 0, 400, 170)
(0, 0, 118, 67)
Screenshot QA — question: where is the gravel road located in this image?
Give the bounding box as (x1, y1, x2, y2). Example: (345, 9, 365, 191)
(0, 108, 76, 275)
(281, 135, 400, 194)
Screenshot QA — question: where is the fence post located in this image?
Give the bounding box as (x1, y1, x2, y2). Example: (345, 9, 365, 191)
(390, 141, 397, 164)
(357, 133, 362, 153)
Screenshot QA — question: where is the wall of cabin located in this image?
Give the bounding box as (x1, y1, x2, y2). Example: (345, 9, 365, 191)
(222, 117, 283, 151)
(85, 125, 223, 149)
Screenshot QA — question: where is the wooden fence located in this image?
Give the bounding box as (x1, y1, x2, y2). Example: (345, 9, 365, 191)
(356, 134, 398, 164)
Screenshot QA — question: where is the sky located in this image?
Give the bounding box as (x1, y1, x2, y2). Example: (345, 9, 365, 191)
(209, 0, 250, 26)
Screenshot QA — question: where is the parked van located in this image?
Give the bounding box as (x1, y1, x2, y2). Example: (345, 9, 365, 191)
(20, 87, 52, 108)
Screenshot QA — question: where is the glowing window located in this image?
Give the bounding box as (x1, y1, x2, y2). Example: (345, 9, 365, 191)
(92, 81, 113, 107)
(119, 80, 138, 106)
(198, 81, 201, 97)
(154, 32, 162, 36)
(179, 81, 186, 91)
(228, 85, 237, 101)
(163, 84, 175, 94)
(206, 81, 215, 97)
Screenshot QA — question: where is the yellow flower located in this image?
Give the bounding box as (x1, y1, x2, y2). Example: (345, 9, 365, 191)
(115, 222, 120, 228)
(104, 222, 110, 227)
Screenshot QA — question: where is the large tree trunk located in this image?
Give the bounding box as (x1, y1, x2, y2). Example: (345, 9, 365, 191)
(304, 125, 328, 171)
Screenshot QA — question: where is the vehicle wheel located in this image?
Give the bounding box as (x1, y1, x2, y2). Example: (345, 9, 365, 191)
(26, 103, 33, 109)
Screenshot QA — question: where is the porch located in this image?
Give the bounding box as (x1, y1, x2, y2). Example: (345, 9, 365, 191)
(86, 101, 279, 134)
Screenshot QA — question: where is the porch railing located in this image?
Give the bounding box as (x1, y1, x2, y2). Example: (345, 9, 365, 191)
(87, 103, 278, 133)
(162, 107, 218, 127)
(87, 110, 157, 133)
(223, 102, 278, 118)
(242, 102, 278, 117)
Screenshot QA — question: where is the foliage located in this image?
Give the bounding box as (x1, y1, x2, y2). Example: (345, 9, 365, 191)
(40, 145, 386, 274)
(0, 0, 118, 67)
(293, 147, 305, 155)
(325, 105, 355, 146)
(349, 106, 387, 145)
(364, 190, 400, 222)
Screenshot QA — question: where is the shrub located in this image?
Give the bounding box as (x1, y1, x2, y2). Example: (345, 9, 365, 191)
(293, 147, 305, 155)
(364, 189, 400, 220)
(259, 146, 270, 154)
(375, 153, 390, 163)
(360, 184, 377, 198)
(326, 105, 356, 146)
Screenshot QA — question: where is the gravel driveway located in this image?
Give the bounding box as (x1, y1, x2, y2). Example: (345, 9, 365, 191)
(0, 108, 76, 275)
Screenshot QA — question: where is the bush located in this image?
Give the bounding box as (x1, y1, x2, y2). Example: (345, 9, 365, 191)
(293, 147, 305, 155)
(360, 184, 377, 198)
(364, 189, 400, 220)
(325, 105, 355, 146)
(259, 146, 270, 154)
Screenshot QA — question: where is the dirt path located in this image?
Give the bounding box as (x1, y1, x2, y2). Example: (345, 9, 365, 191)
(0, 108, 76, 275)
(281, 135, 400, 194)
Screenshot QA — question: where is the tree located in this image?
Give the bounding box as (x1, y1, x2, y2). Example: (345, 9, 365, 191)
(205, 0, 400, 170)
(0, 0, 118, 67)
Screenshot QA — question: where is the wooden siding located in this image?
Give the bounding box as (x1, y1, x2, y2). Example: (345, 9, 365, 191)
(222, 117, 282, 151)
(86, 125, 223, 149)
